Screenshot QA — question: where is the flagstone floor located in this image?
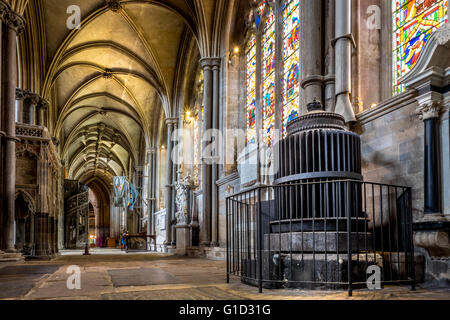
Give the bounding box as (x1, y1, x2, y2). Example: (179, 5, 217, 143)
(0, 251, 449, 300)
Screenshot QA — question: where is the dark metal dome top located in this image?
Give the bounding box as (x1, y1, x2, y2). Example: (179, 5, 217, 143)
(287, 100, 347, 135)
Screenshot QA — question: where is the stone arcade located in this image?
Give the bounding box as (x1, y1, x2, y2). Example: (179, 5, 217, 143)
(0, 0, 449, 297)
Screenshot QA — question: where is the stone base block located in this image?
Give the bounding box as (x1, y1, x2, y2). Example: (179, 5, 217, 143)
(186, 246, 226, 260)
(175, 225, 190, 256)
(265, 232, 373, 253)
(282, 253, 381, 289)
(0, 252, 25, 263)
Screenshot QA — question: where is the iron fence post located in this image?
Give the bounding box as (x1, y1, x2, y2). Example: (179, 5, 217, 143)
(258, 187, 263, 293)
(347, 181, 353, 297)
(408, 187, 416, 291)
(226, 197, 229, 284)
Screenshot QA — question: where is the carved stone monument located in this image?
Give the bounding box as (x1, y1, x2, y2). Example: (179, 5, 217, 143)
(175, 174, 193, 255)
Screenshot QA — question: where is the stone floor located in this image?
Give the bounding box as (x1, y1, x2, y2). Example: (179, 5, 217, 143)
(0, 250, 449, 300)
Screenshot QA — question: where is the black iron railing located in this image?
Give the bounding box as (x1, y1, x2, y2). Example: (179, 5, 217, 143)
(226, 180, 415, 296)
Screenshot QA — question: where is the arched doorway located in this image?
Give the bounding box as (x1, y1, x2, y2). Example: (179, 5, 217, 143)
(86, 179, 111, 248)
(15, 192, 34, 255)
(88, 202, 96, 247)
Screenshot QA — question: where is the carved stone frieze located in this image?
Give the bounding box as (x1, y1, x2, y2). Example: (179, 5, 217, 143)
(16, 125, 44, 138)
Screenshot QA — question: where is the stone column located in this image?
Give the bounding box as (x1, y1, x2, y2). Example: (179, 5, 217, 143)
(211, 57, 221, 247)
(151, 148, 157, 235)
(324, 0, 336, 112)
(33, 212, 50, 257)
(334, 0, 356, 123)
(36, 101, 47, 126)
(199, 58, 213, 246)
(164, 118, 176, 247)
(1, 7, 25, 252)
(146, 151, 154, 240)
(0, 5, 3, 251)
(273, 0, 282, 132)
(171, 121, 178, 245)
(301, 0, 324, 106)
(418, 102, 444, 214)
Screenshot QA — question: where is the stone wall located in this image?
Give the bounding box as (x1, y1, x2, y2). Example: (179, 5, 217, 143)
(357, 90, 425, 220)
(217, 172, 241, 247)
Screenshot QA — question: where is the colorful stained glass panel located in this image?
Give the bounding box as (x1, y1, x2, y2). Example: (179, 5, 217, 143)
(246, 32, 257, 146)
(262, 6, 276, 147)
(282, 0, 300, 136)
(393, 0, 448, 94)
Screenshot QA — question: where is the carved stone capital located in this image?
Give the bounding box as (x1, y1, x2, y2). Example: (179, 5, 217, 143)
(16, 89, 49, 108)
(415, 231, 450, 257)
(105, 0, 122, 12)
(0, 0, 9, 20)
(165, 117, 178, 126)
(102, 69, 114, 79)
(2, 6, 26, 34)
(417, 101, 444, 121)
(200, 57, 221, 71)
(435, 22, 450, 49)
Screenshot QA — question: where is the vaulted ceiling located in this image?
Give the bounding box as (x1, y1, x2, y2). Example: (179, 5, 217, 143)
(38, 0, 212, 186)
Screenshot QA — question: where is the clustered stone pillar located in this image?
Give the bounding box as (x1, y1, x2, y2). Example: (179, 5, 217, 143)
(171, 121, 178, 245)
(200, 58, 213, 246)
(151, 148, 157, 235)
(418, 101, 444, 214)
(199, 56, 222, 247)
(324, 0, 336, 112)
(147, 148, 158, 240)
(301, 0, 324, 107)
(211, 58, 221, 247)
(33, 213, 50, 257)
(1, 1, 25, 253)
(164, 118, 177, 247)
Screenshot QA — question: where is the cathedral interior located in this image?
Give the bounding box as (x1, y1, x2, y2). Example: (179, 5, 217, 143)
(0, 0, 449, 301)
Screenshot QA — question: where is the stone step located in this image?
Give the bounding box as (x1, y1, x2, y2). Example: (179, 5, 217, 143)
(0, 252, 25, 262)
(0, 257, 25, 262)
(2, 253, 24, 258)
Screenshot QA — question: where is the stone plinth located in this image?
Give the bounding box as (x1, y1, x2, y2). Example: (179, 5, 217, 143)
(175, 224, 191, 256)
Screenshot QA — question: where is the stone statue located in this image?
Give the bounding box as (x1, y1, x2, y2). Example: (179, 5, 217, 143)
(175, 174, 193, 225)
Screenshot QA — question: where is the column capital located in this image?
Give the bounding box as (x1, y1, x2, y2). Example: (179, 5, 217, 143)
(0, 0, 9, 20)
(16, 88, 49, 109)
(200, 57, 221, 70)
(105, 0, 122, 13)
(417, 101, 444, 121)
(165, 117, 178, 126)
(2, 5, 26, 34)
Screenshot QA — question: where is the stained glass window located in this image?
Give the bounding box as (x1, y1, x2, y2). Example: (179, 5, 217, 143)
(262, 5, 276, 147)
(393, 0, 448, 94)
(282, 0, 300, 137)
(245, 0, 302, 147)
(246, 33, 257, 146)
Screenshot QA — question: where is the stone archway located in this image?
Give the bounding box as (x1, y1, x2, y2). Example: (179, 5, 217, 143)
(87, 179, 111, 248)
(14, 191, 35, 255)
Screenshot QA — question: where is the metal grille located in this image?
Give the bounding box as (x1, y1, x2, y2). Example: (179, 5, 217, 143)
(226, 180, 415, 296)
